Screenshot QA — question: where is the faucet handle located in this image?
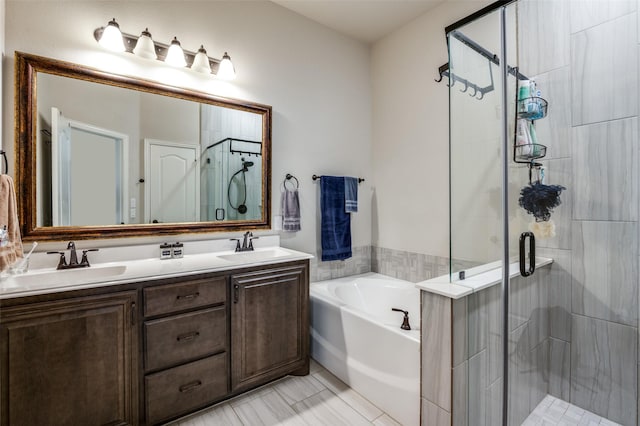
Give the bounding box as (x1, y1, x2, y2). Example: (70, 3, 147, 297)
(230, 238, 241, 252)
(47, 251, 67, 269)
(80, 249, 99, 266)
(248, 235, 259, 250)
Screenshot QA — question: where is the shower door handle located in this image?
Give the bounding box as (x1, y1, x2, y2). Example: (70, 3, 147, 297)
(519, 231, 535, 277)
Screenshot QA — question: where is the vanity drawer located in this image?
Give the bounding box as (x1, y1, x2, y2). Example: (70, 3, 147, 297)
(145, 354, 228, 425)
(145, 306, 227, 371)
(144, 276, 226, 316)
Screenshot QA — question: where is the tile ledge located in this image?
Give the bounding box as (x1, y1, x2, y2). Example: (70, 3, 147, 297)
(416, 257, 553, 299)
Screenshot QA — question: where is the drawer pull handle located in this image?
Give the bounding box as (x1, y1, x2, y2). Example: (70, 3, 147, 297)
(176, 292, 200, 301)
(177, 331, 200, 342)
(179, 380, 202, 393)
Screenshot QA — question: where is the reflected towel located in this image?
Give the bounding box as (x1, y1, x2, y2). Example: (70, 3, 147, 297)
(344, 177, 358, 213)
(320, 176, 352, 261)
(0, 175, 23, 272)
(281, 188, 301, 232)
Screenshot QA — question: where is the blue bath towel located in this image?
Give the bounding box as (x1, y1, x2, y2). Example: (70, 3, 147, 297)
(344, 177, 358, 213)
(320, 176, 352, 261)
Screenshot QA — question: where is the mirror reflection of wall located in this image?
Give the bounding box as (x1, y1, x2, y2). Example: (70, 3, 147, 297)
(200, 105, 263, 222)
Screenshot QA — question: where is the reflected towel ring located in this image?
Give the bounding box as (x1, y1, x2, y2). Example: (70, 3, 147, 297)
(284, 173, 299, 190)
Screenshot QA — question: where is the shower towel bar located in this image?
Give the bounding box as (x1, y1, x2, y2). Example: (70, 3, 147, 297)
(312, 174, 364, 183)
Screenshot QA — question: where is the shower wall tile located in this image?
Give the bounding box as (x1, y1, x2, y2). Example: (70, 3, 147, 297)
(468, 350, 487, 426)
(549, 337, 571, 401)
(571, 13, 638, 126)
(539, 248, 572, 342)
(310, 245, 371, 282)
(371, 246, 450, 283)
(467, 291, 488, 358)
(508, 324, 532, 426)
(518, 0, 570, 75)
(421, 292, 452, 412)
(534, 67, 572, 160)
(509, 271, 548, 343)
(572, 221, 638, 326)
(537, 158, 572, 250)
(421, 399, 451, 426)
(452, 362, 468, 426)
(571, 315, 638, 425)
(570, 0, 636, 33)
(485, 377, 503, 426)
(452, 298, 467, 368)
(572, 117, 638, 221)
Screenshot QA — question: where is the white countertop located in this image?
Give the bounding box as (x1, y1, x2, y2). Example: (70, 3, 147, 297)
(0, 236, 313, 299)
(416, 257, 553, 299)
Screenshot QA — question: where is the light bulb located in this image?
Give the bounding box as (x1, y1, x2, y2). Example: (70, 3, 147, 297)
(98, 18, 126, 52)
(191, 45, 212, 74)
(165, 37, 187, 67)
(133, 28, 157, 60)
(217, 52, 236, 80)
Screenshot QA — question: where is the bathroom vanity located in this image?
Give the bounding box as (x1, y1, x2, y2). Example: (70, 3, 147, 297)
(0, 243, 310, 425)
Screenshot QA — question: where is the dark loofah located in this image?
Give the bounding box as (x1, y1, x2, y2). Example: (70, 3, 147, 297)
(519, 182, 566, 222)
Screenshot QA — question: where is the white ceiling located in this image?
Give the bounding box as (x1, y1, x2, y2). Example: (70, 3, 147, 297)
(271, 0, 445, 43)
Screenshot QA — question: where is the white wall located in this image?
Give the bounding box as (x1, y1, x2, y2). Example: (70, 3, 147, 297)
(2, 0, 372, 255)
(371, 0, 492, 258)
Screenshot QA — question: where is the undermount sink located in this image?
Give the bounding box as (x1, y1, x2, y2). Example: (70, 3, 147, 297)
(1, 264, 128, 290)
(217, 248, 292, 263)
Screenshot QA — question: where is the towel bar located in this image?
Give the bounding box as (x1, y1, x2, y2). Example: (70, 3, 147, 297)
(312, 174, 364, 183)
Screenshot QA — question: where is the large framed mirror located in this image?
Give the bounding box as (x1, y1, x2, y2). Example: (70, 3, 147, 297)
(15, 52, 271, 241)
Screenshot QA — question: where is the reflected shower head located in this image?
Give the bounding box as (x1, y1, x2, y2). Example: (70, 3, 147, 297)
(243, 161, 254, 168)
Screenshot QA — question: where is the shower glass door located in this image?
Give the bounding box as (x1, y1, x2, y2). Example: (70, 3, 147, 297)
(450, 0, 638, 425)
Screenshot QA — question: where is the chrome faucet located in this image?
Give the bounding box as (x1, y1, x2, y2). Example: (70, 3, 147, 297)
(47, 241, 99, 270)
(230, 232, 259, 252)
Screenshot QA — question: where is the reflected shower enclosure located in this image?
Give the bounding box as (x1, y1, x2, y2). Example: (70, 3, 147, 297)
(201, 104, 263, 222)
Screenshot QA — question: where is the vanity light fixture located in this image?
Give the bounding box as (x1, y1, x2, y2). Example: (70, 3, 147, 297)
(93, 19, 237, 80)
(165, 37, 187, 67)
(217, 52, 236, 81)
(98, 18, 126, 52)
(132, 28, 157, 60)
(191, 45, 212, 74)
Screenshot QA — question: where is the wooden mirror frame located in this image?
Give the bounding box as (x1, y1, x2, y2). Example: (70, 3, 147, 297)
(14, 52, 272, 241)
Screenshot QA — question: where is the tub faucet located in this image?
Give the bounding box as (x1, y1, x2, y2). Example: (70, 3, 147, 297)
(391, 308, 411, 330)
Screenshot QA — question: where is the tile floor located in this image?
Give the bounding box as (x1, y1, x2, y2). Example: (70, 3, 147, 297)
(522, 394, 622, 426)
(170, 359, 401, 426)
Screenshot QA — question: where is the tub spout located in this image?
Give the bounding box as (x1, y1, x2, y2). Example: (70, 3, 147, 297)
(391, 308, 411, 330)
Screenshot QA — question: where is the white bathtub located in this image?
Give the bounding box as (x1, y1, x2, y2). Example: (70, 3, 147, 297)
(310, 272, 420, 426)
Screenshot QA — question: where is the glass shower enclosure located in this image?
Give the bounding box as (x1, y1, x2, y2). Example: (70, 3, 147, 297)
(447, 0, 638, 425)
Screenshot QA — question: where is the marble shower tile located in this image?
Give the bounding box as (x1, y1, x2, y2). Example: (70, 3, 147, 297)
(537, 158, 572, 250)
(571, 315, 637, 426)
(572, 117, 638, 221)
(533, 67, 572, 160)
(572, 221, 638, 326)
(529, 339, 550, 414)
(452, 297, 467, 368)
(421, 292, 452, 411)
(468, 350, 487, 426)
(509, 324, 533, 426)
(518, 0, 570, 75)
(452, 362, 468, 426)
(570, 0, 636, 33)
(549, 337, 571, 402)
(468, 290, 488, 358)
(485, 378, 503, 426)
(571, 14, 638, 125)
(421, 399, 451, 426)
(539, 247, 572, 342)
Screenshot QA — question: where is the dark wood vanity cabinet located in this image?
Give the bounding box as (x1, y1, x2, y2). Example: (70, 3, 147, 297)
(0, 259, 309, 426)
(0, 291, 138, 426)
(230, 263, 310, 392)
(142, 276, 229, 425)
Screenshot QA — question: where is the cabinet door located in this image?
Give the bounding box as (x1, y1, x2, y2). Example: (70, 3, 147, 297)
(0, 291, 138, 426)
(230, 263, 309, 392)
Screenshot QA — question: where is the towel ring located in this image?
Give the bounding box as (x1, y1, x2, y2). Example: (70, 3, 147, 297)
(284, 173, 299, 190)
